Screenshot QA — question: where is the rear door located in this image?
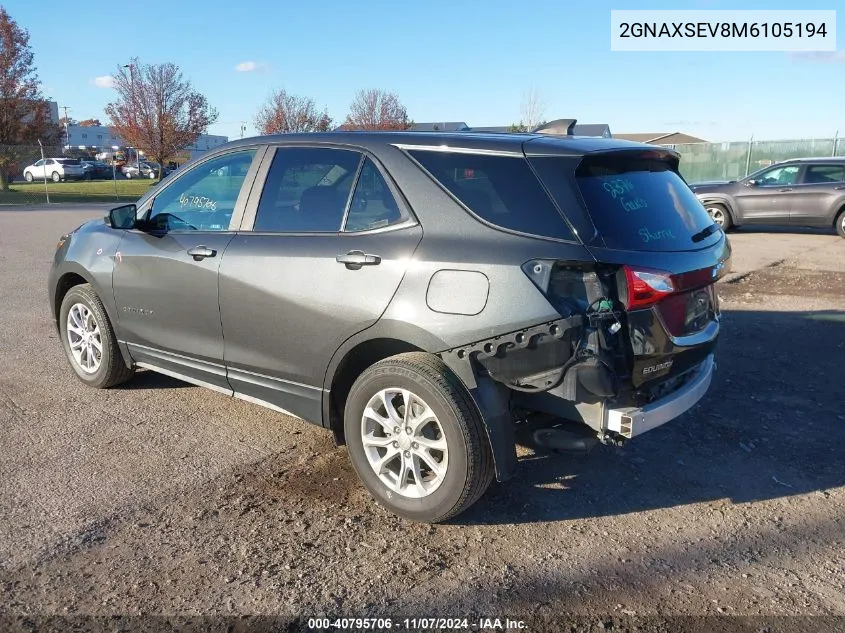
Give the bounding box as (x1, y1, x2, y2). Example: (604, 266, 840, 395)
(789, 163, 845, 226)
(218, 146, 422, 423)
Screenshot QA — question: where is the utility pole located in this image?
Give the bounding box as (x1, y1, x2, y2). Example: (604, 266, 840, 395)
(61, 106, 71, 151)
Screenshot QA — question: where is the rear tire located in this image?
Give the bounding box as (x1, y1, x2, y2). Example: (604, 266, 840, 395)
(705, 203, 733, 231)
(836, 209, 845, 239)
(344, 352, 494, 523)
(51, 171, 61, 183)
(59, 283, 135, 389)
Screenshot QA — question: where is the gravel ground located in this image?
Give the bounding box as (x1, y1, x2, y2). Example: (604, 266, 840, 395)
(0, 210, 843, 632)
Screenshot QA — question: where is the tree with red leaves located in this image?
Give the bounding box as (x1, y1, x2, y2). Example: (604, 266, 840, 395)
(0, 7, 61, 190)
(343, 89, 410, 131)
(78, 118, 102, 127)
(105, 58, 218, 179)
(255, 89, 332, 135)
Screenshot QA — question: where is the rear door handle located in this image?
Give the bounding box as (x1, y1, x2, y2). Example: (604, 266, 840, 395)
(336, 250, 382, 269)
(187, 245, 217, 261)
(778, 188, 793, 192)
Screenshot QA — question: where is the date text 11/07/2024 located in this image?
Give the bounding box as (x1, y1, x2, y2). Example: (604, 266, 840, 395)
(306, 617, 527, 630)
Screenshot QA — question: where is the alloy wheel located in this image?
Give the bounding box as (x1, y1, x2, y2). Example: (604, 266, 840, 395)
(66, 303, 102, 374)
(706, 206, 725, 227)
(360, 388, 449, 499)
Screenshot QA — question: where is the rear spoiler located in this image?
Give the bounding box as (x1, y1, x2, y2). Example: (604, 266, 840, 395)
(532, 119, 577, 136)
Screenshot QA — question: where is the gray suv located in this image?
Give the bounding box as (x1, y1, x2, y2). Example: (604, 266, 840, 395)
(49, 126, 730, 522)
(690, 157, 845, 237)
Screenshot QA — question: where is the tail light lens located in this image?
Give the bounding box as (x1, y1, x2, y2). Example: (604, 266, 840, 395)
(624, 266, 675, 309)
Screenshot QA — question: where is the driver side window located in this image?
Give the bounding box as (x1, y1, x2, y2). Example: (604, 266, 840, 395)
(147, 149, 256, 231)
(758, 165, 800, 187)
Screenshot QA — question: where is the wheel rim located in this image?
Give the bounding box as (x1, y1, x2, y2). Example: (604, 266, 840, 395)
(361, 388, 449, 499)
(66, 303, 102, 374)
(840, 214, 845, 234)
(52, 172, 60, 182)
(706, 206, 725, 226)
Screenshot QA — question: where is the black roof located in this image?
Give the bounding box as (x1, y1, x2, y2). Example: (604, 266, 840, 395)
(215, 130, 659, 157)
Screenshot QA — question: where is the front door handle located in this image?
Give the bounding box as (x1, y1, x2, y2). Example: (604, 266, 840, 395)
(336, 250, 382, 269)
(778, 187, 793, 192)
(187, 245, 217, 261)
(835, 185, 845, 190)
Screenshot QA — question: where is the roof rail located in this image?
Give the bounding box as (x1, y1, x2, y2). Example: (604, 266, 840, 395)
(532, 119, 577, 136)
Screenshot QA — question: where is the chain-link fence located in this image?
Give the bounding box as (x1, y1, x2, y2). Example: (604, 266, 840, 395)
(0, 144, 155, 205)
(667, 136, 845, 183)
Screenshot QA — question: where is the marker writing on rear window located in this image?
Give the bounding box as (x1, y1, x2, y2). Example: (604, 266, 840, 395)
(640, 227, 676, 243)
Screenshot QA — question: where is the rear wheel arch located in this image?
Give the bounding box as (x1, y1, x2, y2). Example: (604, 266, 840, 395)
(326, 337, 425, 444)
(702, 197, 738, 227)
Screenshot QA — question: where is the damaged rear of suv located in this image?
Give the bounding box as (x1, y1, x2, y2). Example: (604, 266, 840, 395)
(350, 125, 731, 521)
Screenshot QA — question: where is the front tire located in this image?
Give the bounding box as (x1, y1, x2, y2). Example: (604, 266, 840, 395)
(705, 203, 733, 231)
(25, 171, 33, 182)
(344, 352, 494, 523)
(835, 209, 845, 239)
(59, 284, 135, 388)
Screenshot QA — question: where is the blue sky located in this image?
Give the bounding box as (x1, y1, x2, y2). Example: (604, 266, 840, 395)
(8, 0, 844, 142)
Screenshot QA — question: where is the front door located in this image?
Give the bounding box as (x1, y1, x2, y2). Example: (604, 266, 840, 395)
(735, 164, 801, 223)
(790, 163, 845, 226)
(112, 147, 261, 391)
(218, 147, 423, 423)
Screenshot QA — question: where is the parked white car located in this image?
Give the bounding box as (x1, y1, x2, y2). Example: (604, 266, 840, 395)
(23, 158, 86, 183)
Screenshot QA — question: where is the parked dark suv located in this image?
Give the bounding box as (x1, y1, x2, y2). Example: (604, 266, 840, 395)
(48, 124, 731, 522)
(690, 157, 845, 237)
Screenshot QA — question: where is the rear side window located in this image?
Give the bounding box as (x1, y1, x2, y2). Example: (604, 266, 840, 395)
(803, 164, 845, 184)
(567, 154, 718, 252)
(407, 150, 576, 241)
(254, 148, 361, 233)
(344, 158, 404, 232)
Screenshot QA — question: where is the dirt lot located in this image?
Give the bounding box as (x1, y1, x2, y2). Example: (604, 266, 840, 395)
(0, 208, 843, 633)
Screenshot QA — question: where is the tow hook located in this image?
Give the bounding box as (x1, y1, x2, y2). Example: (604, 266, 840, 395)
(600, 431, 627, 447)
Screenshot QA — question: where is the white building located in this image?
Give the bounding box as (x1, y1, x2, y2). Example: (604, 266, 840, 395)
(64, 123, 228, 159)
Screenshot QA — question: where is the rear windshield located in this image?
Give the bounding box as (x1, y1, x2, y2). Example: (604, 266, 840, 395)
(550, 154, 717, 252)
(56, 159, 81, 165)
(407, 150, 576, 241)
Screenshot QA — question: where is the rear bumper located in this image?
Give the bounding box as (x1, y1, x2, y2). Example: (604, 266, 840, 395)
(606, 354, 714, 439)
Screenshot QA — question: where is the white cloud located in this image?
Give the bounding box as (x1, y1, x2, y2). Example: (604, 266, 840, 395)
(91, 75, 116, 88)
(235, 61, 258, 72)
(788, 51, 845, 63)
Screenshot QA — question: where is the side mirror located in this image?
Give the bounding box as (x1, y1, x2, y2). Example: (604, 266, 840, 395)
(106, 204, 138, 229)
(746, 179, 758, 187)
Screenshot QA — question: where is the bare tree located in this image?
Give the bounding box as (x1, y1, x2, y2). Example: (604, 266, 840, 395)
(520, 86, 547, 132)
(255, 89, 332, 134)
(344, 89, 410, 130)
(105, 58, 218, 178)
(0, 7, 61, 190)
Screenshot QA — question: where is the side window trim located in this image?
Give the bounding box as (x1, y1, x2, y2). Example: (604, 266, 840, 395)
(137, 146, 266, 232)
(339, 156, 367, 232)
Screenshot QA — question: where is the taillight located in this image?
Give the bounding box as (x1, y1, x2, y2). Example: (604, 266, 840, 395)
(623, 265, 675, 309)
